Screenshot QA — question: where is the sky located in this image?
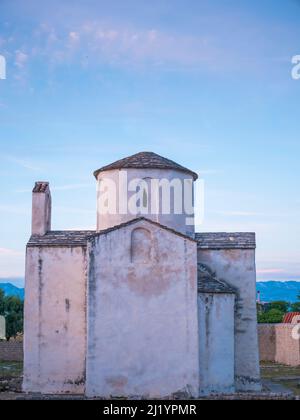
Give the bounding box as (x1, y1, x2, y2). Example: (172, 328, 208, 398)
(0, 0, 300, 285)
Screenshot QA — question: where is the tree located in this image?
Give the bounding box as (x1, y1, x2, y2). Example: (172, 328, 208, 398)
(258, 308, 284, 324)
(0, 292, 24, 340)
(268, 301, 290, 313)
(290, 302, 300, 312)
(290, 293, 300, 312)
(4, 296, 23, 341)
(0, 289, 5, 314)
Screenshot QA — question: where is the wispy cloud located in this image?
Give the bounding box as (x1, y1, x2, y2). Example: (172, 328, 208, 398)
(197, 169, 220, 176)
(257, 269, 285, 275)
(2, 15, 279, 76)
(30, 22, 221, 70)
(52, 183, 92, 191)
(213, 210, 264, 217)
(3, 155, 41, 171)
(0, 205, 29, 215)
(53, 205, 94, 215)
(14, 50, 28, 69)
(0, 248, 25, 278)
(16, 183, 92, 193)
(0, 248, 23, 257)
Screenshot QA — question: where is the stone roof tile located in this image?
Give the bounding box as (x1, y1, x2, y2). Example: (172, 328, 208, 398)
(93, 151, 198, 180)
(27, 231, 95, 247)
(196, 232, 256, 249)
(27, 217, 197, 247)
(197, 263, 236, 294)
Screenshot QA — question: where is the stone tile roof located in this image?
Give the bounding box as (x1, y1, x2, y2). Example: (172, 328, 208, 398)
(27, 231, 96, 247)
(93, 151, 198, 180)
(27, 217, 197, 247)
(89, 217, 197, 242)
(197, 263, 236, 294)
(32, 182, 49, 193)
(196, 232, 256, 249)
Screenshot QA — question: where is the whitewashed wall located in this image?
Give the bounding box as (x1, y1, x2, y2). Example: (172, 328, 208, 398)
(198, 293, 235, 395)
(86, 219, 199, 398)
(23, 246, 87, 394)
(96, 168, 195, 237)
(197, 249, 260, 392)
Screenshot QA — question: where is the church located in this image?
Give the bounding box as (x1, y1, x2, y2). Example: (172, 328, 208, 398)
(23, 151, 260, 397)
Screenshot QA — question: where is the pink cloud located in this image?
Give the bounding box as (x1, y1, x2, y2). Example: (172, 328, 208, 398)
(257, 269, 285, 275)
(14, 50, 28, 68)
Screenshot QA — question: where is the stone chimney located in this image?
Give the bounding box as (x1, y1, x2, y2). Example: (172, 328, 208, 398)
(32, 182, 52, 236)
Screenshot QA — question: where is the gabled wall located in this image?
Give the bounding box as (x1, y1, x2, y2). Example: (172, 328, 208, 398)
(86, 219, 199, 398)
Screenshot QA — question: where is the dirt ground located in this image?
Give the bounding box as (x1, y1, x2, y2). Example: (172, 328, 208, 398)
(0, 360, 300, 400)
(260, 361, 300, 397)
(0, 361, 23, 399)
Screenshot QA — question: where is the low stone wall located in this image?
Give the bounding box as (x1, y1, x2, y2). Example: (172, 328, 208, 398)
(258, 324, 300, 366)
(0, 340, 23, 362)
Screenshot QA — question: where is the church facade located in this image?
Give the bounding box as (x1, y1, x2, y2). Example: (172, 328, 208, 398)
(23, 152, 260, 397)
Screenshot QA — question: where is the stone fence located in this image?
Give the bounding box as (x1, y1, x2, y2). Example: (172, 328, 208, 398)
(0, 340, 23, 362)
(258, 324, 300, 366)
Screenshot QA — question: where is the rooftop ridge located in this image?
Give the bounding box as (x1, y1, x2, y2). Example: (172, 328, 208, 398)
(93, 151, 198, 180)
(90, 217, 197, 242)
(196, 232, 256, 249)
(27, 217, 197, 247)
(197, 263, 236, 294)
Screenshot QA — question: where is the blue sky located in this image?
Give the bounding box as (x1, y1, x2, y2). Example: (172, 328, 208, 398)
(0, 0, 299, 285)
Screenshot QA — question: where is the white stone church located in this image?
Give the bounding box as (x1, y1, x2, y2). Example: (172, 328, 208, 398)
(23, 151, 260, 397)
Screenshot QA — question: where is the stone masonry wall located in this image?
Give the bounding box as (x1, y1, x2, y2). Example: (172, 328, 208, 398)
(0, 340, 23, 362)
(258, 324, 300, 366)
(258, 324, 276, 362)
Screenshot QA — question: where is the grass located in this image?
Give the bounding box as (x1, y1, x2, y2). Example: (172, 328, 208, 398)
(0, 360, 300, 398)
(260, 362, 300, 396)
(0, 361, 23, 379)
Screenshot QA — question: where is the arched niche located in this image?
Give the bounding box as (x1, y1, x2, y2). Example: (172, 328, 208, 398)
(131, 227, 152, 264)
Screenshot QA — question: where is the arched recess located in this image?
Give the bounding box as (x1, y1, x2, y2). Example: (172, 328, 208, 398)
(131, 227, 152, 264)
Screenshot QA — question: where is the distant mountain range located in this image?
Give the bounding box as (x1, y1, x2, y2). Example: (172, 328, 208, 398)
(0, 283, 24, 300)
(256, 281, 300, 303)
(0, 280, 299, 303)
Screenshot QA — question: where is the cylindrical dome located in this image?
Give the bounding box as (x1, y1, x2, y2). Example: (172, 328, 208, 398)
(94, 152, 198, 236)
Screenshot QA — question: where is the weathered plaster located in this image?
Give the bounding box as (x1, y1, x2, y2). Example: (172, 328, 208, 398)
(23, 246, 87, 394)
(96, 168, 195, 237)
(24, 154, 261, 397)
(198, 293, 235, 395)
(31, 185, 51, 236)
(197, 248, 261, 392)
(86, 219, 199, 398)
